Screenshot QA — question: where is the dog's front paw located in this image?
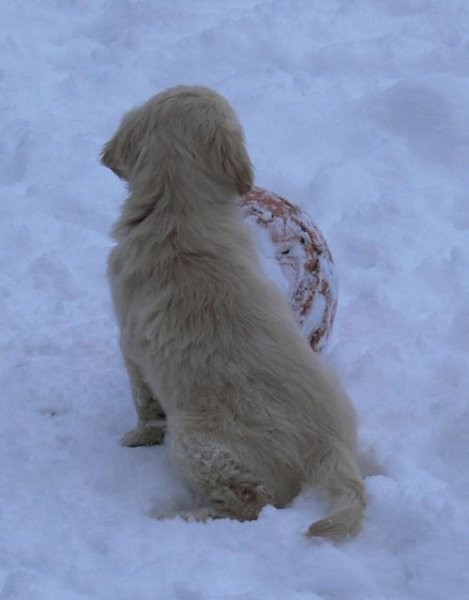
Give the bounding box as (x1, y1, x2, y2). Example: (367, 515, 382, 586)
(121, 426, 165, 447)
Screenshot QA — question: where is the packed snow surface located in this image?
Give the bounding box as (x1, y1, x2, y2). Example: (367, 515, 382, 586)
(1, 1, 468, 599)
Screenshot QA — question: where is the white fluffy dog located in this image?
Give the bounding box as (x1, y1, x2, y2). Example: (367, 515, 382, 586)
(101, 85, 365, 539)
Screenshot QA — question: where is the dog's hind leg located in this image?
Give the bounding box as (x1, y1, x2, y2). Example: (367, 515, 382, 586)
(160, 434, 272, 522)
(120, 359, 166, 447)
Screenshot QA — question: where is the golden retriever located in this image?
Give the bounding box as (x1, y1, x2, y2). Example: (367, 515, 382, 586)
(101, 85, 365, 539)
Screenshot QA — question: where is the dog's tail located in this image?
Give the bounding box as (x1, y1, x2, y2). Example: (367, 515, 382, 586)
(306, 443, 366, 540)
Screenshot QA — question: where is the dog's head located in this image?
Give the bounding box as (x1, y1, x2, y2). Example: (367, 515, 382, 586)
(100, 86, 254, 195)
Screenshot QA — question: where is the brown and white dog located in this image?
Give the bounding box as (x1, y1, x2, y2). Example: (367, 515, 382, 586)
(101, 85, 365, 539)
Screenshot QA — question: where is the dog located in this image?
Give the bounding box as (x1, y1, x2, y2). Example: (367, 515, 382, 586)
(101, 85, 365, 539)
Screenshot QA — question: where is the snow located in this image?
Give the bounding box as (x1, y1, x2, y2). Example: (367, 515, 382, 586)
(1, 1, 468, 598)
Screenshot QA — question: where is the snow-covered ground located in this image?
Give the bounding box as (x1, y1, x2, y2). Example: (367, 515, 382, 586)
(1, 1, 468, 598)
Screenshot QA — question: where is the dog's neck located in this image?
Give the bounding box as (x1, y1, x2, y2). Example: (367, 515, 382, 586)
(111, 170, 260, 286)
(112, 168, 248, 256)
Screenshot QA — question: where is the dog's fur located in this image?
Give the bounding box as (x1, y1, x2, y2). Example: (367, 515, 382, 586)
(101, 85, 365, 539)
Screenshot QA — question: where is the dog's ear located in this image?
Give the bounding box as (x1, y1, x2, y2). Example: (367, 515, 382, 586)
(204, 121, 254, 195)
